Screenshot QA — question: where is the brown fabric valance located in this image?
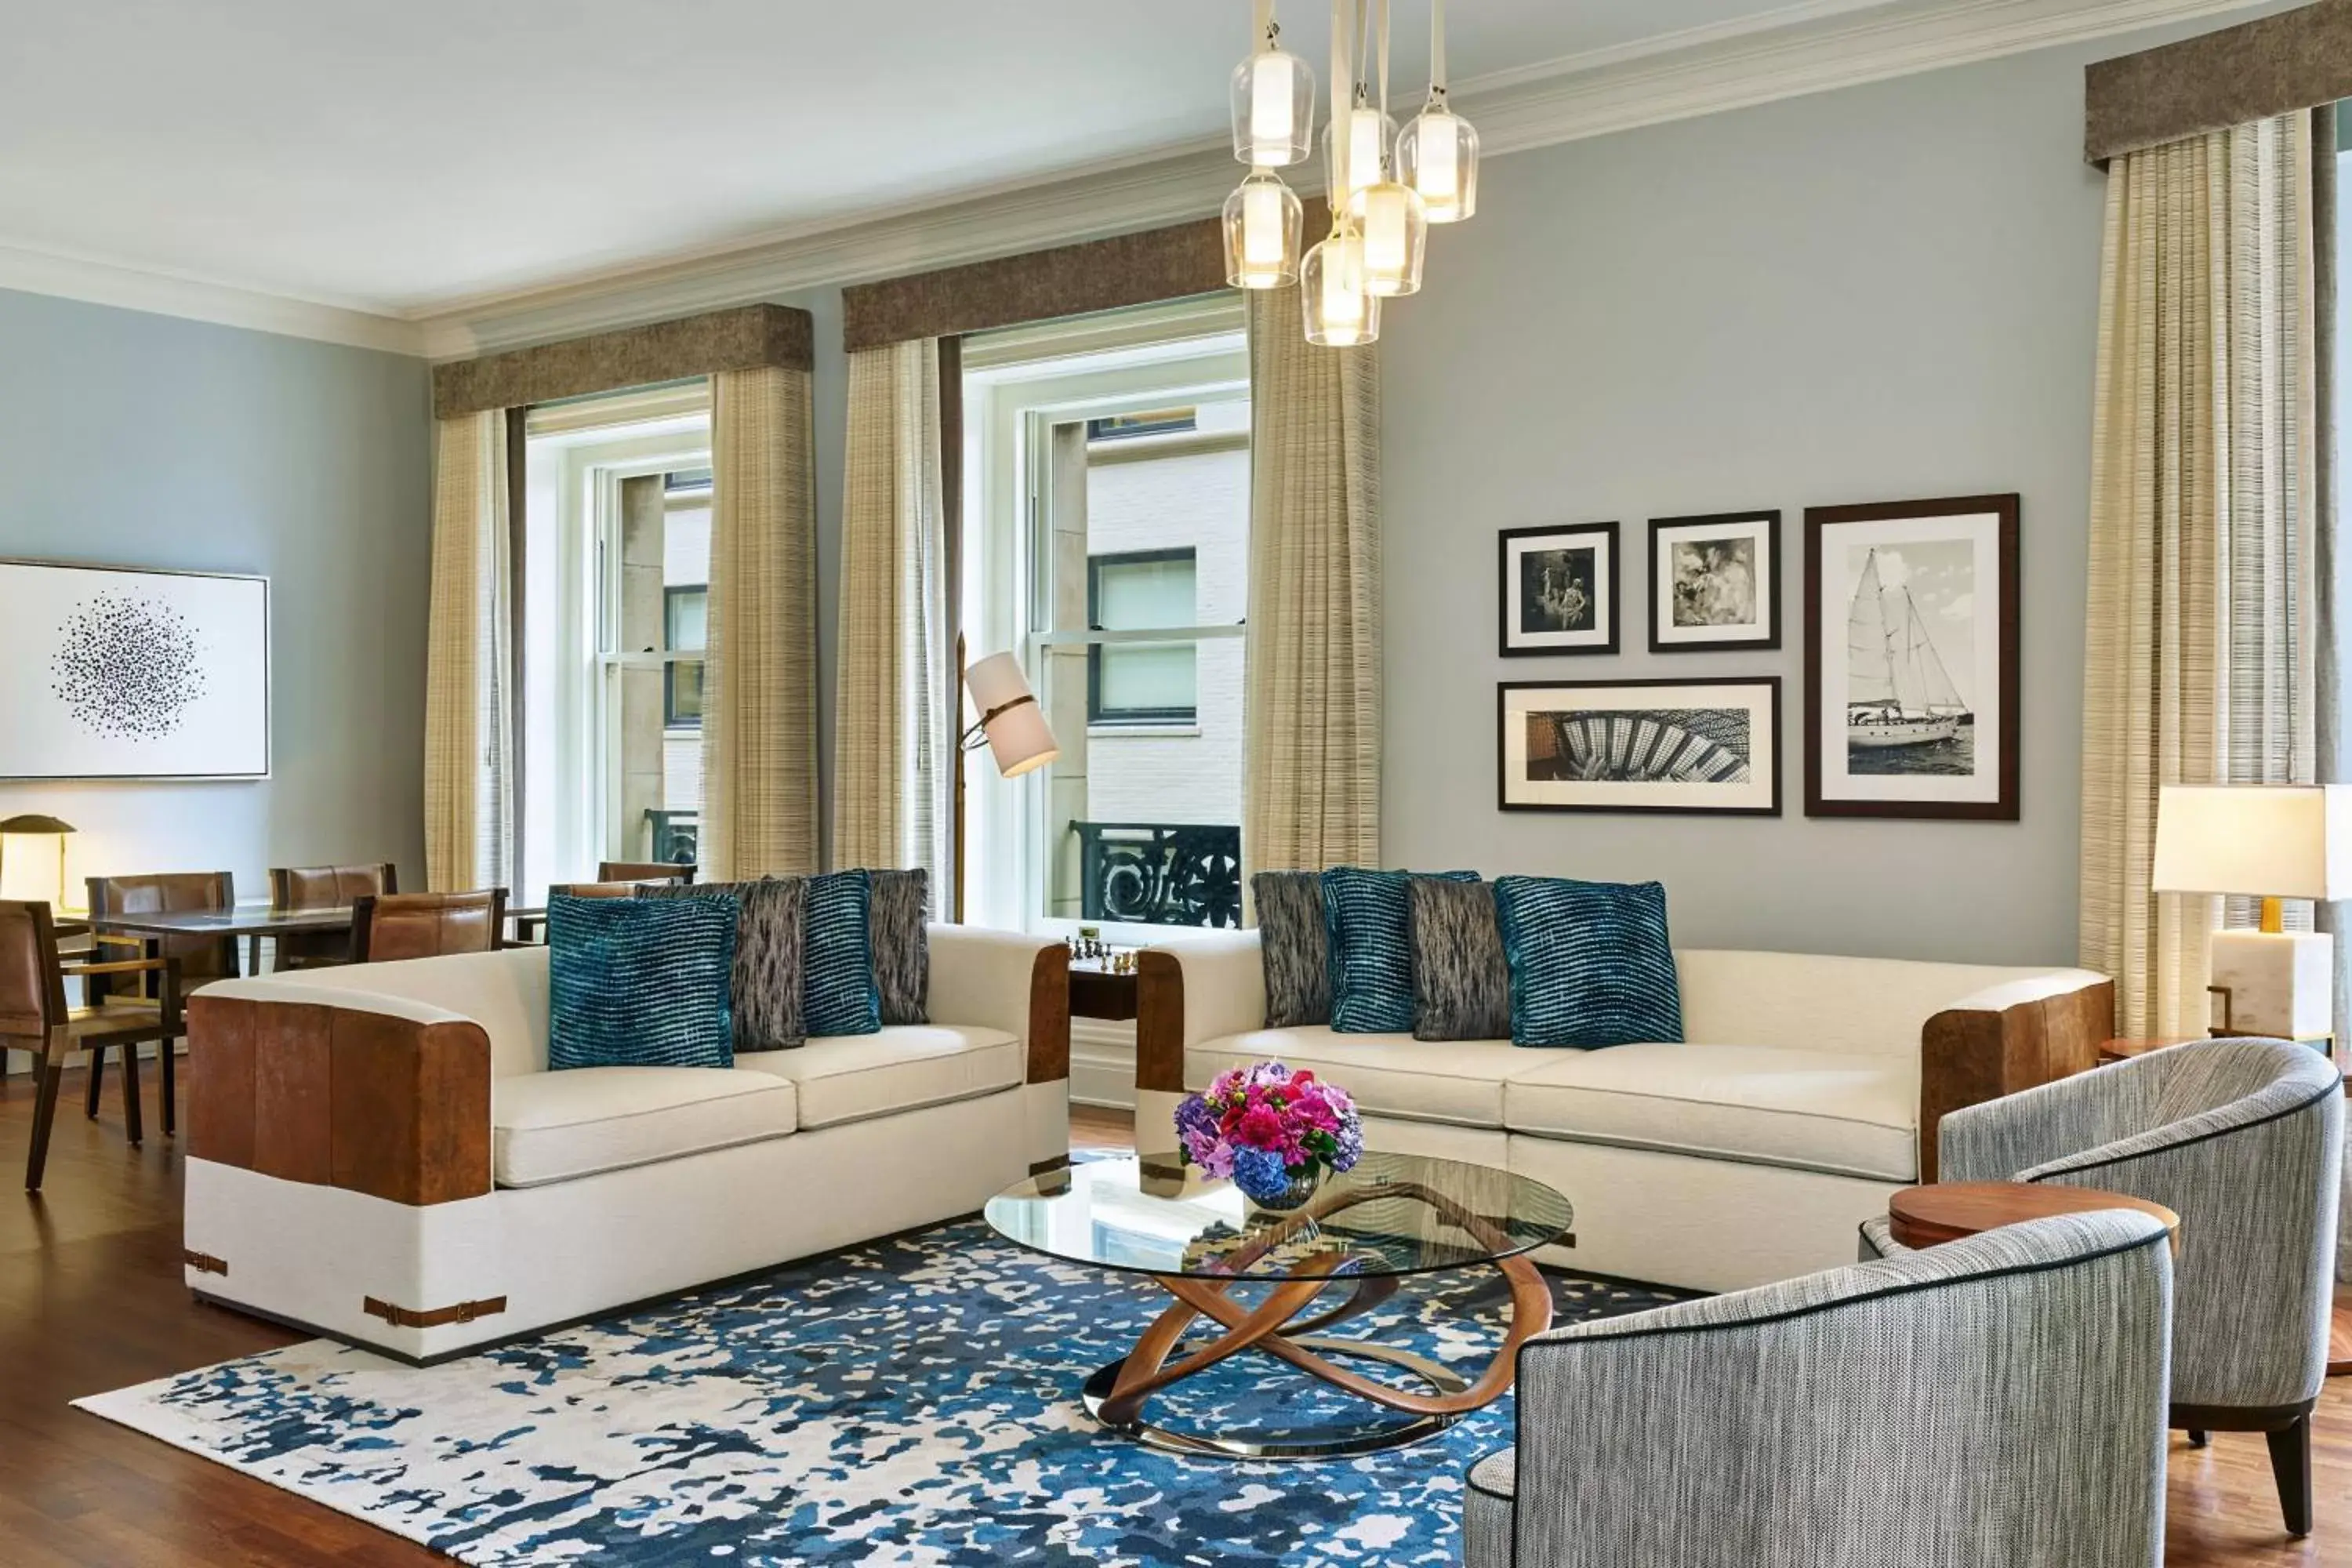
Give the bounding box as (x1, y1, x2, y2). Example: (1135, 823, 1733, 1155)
(432, 304, 815, 419)
(2086, 0, 2352, 165)
(841, 201, 1331, 352)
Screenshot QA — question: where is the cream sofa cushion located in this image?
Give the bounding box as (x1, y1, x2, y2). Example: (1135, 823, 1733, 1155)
(493, 1067, 799, 1189)
(738, 1025, 1022, 1131)
(1504, 1044, 1917, 1181)
(1186, 1029, 1527, 1130)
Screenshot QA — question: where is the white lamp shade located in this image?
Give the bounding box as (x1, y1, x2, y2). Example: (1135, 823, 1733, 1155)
(0, 815, 74, 909)
(966, 652, 1058, 779)
(2152, 785, 2352, 900)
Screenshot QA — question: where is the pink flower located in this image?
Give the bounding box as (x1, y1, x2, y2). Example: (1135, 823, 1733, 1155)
(1235, 1104, 1288, 1151)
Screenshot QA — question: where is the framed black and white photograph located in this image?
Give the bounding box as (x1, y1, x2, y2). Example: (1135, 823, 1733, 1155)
(0, 558, 270, 781)
(1648, 511, 1780, 653)
(1498, 677, 1780, 815)
(1803, 495, 2018, 821)
(1499, 521, 1618, 657)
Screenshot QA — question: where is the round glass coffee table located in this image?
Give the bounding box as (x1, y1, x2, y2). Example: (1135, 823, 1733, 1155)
(984, 1150, 1573, 1460)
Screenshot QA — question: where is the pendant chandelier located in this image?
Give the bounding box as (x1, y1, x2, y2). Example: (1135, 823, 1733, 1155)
(1221, 0, 1480, 347)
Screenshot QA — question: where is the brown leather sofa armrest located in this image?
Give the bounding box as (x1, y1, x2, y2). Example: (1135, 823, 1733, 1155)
(1028, 943, 1071, 1085)
(1136, 950, 1188, 1098)
(187, 993, 493, 1206)
(1918, 978, 2115, 1182)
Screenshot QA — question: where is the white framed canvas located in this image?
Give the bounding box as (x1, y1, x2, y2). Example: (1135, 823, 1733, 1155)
(1649, 511, 1780, 652)
(0, 559, 270, 780)
(1498, 521, 1617, 656)
(1498, 677, 1781, 816)
(1802, 497, 2018, 821)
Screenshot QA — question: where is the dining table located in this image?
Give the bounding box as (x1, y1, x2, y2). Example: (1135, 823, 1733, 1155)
(84, 904, 548, 974)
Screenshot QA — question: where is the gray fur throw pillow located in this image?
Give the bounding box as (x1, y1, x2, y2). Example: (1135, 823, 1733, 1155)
(644, 877, 808, 1050)
(1407, 877, 1511, 1042)
(866, 868, 931, 1025)
(1253, 869, 1330, 1028)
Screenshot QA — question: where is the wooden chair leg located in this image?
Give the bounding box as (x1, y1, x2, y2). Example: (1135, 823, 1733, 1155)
(25, 1058, 64, 1191)
(118, 1044, 143, 1147)
(83, 1044, 105, 1118)
(160, 1040, 176, 1138)
(2266, 1414, 2313, 1538)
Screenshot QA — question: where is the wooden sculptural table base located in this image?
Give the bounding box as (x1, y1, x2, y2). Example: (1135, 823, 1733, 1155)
(1082, 1179, 1556, 1461)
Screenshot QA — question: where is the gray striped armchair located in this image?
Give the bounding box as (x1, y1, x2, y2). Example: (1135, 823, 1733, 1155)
(1467, 1211, 2174, 1568)
(1916, 1036, 2344, 1537)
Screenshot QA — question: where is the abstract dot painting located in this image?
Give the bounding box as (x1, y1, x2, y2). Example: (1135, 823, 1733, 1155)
(49, 591, 210, 741)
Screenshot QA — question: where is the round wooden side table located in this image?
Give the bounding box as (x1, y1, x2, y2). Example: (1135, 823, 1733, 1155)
(1888, 1181, 2180, 1254)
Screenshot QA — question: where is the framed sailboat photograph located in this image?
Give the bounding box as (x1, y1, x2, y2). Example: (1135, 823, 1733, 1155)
(1499, 521, 1618, 656)
(1802, 495, 2020, 821)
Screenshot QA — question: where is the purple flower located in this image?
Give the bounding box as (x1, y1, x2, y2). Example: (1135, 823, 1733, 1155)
(1329, 1116, 1363, 1173)
(1174, 1094, 1218, 1158)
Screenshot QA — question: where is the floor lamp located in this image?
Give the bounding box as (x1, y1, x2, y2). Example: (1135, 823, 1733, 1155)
(952, 636, 1060, 923)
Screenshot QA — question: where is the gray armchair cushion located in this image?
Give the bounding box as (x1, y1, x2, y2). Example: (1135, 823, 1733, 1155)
(1938, 1036, 2343, 1408)
(1477, 1212, 2173, 1568)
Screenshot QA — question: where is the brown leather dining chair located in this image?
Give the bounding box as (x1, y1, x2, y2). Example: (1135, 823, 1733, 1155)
(82, 871, 238, 1139)
(270, 862, 396, 971)
(511, 882, 648, 945)
(597, 862, 695, 885)
(2, 899, 183, 1191)
(349, 889, 508, 964)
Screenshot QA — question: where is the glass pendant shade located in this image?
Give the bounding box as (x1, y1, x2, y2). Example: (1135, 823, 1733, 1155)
(1324, 104, 1394, 213)
(1223, 172, 1303, 289)
(1396, 100, 1479, 222)
(1230, 46, 1315, 167)
(1301, 227, 1380, 347)
(1356, 180, 1426, 296)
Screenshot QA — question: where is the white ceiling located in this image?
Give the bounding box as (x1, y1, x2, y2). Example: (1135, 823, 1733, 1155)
(0, 0, 1900, 317)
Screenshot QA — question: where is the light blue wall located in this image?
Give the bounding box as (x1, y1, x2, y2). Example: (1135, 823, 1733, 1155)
(0, 289, 433, 900)
(1379, 26, 2249, 968)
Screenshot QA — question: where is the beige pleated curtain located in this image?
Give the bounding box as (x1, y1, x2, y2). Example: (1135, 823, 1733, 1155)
(833, 339, 954, 897)
(1243, 285, 1383, 874)
(2079, 110, 2322, 1039)
(702, 365, 822, 881)
(423, 411, 514, 892)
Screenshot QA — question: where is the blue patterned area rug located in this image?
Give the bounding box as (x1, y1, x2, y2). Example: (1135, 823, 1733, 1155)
(78, 1219, 1679, 1566)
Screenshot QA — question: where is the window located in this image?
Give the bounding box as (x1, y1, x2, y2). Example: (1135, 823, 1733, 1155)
(1087, 549, 1197, 724)
(960, 298, 1250, 936)
(518, 385, 712, 895)
(664, 585, 706, 728)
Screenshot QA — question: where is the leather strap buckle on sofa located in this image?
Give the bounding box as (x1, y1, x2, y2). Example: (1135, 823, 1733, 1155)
(182, 1249, 229, 1276)
(363, 1294, 509, 1330)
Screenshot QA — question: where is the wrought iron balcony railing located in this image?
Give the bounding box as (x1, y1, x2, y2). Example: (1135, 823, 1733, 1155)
(1072, 822, 1242, 929)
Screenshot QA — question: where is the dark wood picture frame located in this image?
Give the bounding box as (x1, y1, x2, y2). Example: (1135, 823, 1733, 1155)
(1497, 675, 1783, 817)
(1498, 521, 1620, 658)
(1803, 495, 2020, 822)
(1647, 511, 1782, 654)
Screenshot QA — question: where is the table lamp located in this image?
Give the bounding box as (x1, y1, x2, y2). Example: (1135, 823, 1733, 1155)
(2152, 784, 2352, 1039)
(0, 815, 76, 911)
(951, 643, 1061, 922)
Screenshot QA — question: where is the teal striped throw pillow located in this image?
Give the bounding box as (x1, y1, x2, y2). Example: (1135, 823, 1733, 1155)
(549, 892, 738, 1070)
(1323, 867, 1479, 1034)
(804, 870, 882, 1037)
(1493, 876, 1682, 1049)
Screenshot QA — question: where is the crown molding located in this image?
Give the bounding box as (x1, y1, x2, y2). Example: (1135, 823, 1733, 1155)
(0, 0, 2271, 361)
(0, 241, 423, 355)
(415, 0, 2265, 361)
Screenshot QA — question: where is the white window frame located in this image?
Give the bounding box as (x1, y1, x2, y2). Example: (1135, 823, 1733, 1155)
(960, 297, 1249, 941)
(523, 387, 710, 891)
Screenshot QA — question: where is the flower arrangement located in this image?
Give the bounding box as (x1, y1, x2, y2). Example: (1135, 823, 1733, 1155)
(1174, 1061, 1363, 1208)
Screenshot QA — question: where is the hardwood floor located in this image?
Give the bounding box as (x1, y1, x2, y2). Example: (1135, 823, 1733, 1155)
(4, 1073, 2346, 1565)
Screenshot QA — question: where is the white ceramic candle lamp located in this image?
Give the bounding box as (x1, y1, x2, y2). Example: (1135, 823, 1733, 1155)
(2152, 785, 2352, 1040)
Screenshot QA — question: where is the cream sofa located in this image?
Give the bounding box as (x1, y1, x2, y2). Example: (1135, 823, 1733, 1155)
(182, 926, 1069, 1362)
(1134, 935, 2111, 1292)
